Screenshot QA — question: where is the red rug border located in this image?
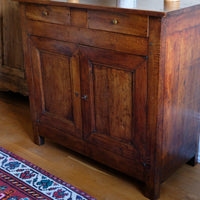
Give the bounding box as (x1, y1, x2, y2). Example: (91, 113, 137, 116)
(0, 169, 50, 200)
(0, 147, 96, 200)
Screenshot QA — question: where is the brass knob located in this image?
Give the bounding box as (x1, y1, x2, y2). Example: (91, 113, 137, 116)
(112, 19, 119, 25)
(42, 10, 49, 16)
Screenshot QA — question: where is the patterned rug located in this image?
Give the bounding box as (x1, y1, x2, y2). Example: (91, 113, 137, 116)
(0, 147, 96, 200)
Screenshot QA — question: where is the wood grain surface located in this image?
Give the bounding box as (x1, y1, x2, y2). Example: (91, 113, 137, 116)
(16, 1, 200, 199)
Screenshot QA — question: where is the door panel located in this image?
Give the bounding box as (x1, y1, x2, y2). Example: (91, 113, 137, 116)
(93, 65, 133, 142)
(30, 36, 82, 137)
(41, 52, 73, 120)
(80, 46, 147, 161)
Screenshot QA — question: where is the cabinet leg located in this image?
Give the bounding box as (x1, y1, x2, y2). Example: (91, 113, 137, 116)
(144, 182, 160, 200)
(34, 135, 45, 145)
(187, 155, 197, 167)
(32, 123, 45, 145)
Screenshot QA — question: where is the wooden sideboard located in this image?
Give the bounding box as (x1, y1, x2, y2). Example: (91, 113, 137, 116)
(0, 0, 28, 95)
(16, 0, 200, 199)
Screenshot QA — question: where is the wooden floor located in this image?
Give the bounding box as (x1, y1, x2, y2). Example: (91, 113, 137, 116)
(0, 91, 200, 200)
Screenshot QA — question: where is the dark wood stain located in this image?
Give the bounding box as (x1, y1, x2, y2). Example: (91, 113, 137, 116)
(16, 0, 200, 199)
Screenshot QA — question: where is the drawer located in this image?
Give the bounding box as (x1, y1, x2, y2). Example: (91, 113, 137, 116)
(88, 10, 149, 37)
(26, 5, 70, 25)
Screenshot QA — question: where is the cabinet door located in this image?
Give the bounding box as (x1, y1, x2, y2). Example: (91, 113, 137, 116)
(30, 36, 82, 138)
(80, 46, 147, 161)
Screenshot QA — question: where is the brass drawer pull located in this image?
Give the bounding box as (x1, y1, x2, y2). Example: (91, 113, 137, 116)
(42, 10, 49, 16)
(112, 19, 119, 25)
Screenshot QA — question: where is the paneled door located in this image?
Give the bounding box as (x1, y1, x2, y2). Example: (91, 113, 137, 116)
(80, 46, 148, 162)
(29, 36, 82, 139)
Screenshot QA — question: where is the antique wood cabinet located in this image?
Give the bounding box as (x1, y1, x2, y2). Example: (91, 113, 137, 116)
(0, 0, 28, 95)
(16, 0, 200, 199)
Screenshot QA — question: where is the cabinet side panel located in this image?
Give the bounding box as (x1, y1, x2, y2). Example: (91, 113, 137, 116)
(161, 9, 200, 180)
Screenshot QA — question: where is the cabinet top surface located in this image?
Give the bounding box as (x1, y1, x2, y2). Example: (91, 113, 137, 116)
(15, 0, 200, 16)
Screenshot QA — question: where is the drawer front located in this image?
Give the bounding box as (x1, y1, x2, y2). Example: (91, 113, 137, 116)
(88, 10, 149, 37)
(26, 5, 70, 25)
